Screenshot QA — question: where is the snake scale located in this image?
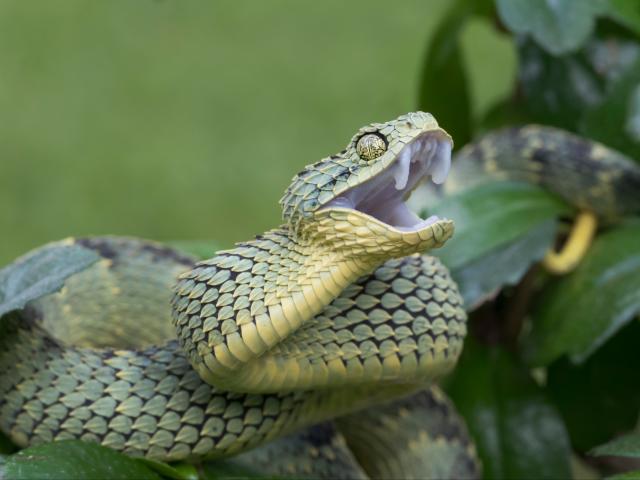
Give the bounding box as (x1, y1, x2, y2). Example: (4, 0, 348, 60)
(1, 112, 639, 479)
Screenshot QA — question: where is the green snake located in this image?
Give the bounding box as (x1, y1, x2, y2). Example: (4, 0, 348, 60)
(1, 113, 639, 479)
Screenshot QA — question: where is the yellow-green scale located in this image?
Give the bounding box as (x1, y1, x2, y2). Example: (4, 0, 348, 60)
(0, 239, 466, 462)
(172, 210, 456, 393)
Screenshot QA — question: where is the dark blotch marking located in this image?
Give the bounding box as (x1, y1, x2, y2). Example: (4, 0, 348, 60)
(19, 304, 43, 327)
(139, 243, 195, 267)
(76, 238, 118, 260)
(76, 237, 195, 267)
(419, 390, 471, 444)
(572, 137, 594, 163)
(465, 144, 483, 159)
(531, 149, 552, 167)
(302, 421, 337, 448)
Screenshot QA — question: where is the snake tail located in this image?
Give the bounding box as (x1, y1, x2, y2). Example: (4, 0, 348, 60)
(542, 210, 599, 274)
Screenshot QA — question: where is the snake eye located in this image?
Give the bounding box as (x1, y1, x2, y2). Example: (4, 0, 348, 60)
(356, 133, 387, 161)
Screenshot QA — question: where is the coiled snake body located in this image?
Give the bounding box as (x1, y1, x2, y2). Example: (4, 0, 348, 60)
(1, 113, 639, 479)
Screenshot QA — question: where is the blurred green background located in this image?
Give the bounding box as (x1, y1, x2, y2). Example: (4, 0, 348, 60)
(0, 0, 514, 265)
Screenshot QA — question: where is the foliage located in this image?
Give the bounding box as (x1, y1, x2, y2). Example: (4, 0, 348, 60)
(0, 243, 99, 318)
(496, 0, 607, 55)
(417, 0, 640, 478)
(446, 339, 572, 479)
(591, 433, 640, 479)
(0, 441, 162, 480)
(1, 0, 640, 478)
(417, 181, 568, 308)
(524, 220, 640, 366)
(546, 321, 640, 452)
(592, 432, 640, 459)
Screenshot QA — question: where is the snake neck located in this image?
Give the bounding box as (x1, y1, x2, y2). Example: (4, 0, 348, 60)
(173, 226, 389, 391)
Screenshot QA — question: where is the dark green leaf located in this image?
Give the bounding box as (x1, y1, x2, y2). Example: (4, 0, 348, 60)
(452, 219, 557, 310)
(524, 220, 640, 366)
(0, 433, 16, 455)
(547, 320, 640, 451)
(581, 57, 640, 160)
(511, 29, 640, 133)
(517, 38, 605, 131)
(0, 243, 99, 318)
(446, 339, 572, 479)
(418, 15, 471, 146)
(477, 97, 535, 134)
(140, 459, 198, 480)
(592, 432, 640, 458)
(609, 470, 640, 479)
(418, 0, 493, 146)
(496, 0, 606, 55)
(422, 181, 568, 270)
(0, 441, 160, 479)
(605, 0, 640, 36)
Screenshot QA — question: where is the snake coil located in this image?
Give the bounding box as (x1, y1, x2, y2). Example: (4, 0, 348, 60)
(2, 113, 639, 478)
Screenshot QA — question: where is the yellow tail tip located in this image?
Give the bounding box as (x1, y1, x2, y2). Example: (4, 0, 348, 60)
(543, 210, 598, 275)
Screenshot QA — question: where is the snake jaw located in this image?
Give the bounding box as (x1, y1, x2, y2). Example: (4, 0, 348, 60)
(322, 131, 453, 238)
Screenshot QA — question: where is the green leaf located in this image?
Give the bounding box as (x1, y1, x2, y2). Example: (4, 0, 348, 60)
(422, 181, 568, 270)
(477, 96, 535, 134)
(418, 0, 493, 146)
(609, 471, 640, 480)
(581, 57, 640, 160)
(516, 38, 605, 131)
(452, 219, 557, 310)
(591, 432, 640, 458)
(605, 0, 640, 36)
(509, 28, 640, 134)
(496, 0, 606, 55)
(446, 339, 572, 479)
(0, 433, 16, 455)
(140, 459, 198, 480)
(0, 440, 160, 479)
(0, 242, 99, 318)
(547, 320, 640, 451)
(524, 220, 640, 366)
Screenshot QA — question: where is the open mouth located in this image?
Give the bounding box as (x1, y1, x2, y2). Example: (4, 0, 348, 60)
(325, 132, 452, 231)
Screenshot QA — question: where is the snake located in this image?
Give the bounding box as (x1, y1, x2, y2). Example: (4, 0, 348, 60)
(1, 112, 639, 479)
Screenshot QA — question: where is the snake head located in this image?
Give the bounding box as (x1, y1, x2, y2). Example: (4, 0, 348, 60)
(280, 112, 455, 259)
